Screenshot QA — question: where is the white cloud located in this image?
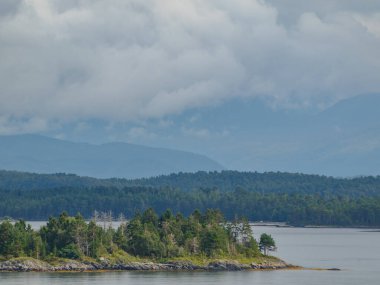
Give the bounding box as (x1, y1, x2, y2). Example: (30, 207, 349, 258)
(181, 126, 229, 139)
(127, 127, 156, 140)
(1, 0, 380, 133)
(354, 13, 380, 38)
(0, 115, 48, 134)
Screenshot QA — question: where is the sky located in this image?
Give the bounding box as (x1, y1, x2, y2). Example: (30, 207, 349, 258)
(1, 0, 380, 174)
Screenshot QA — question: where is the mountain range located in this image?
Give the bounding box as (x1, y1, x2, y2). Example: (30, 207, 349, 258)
(0, 134, 223, 178)
(140, 93, 380, 177)
(1, 94, 379, 177)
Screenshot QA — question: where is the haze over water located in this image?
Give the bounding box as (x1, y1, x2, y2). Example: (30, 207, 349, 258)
(1, 226, 379, 285)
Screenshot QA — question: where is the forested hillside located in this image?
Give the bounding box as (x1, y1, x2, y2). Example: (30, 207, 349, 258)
(1, 170, 380, 226)
(127, 171, 380, 197)
(2, 170, 380, 197)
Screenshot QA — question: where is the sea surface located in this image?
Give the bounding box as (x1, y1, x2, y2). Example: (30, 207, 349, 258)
(1, 225, 379, 285)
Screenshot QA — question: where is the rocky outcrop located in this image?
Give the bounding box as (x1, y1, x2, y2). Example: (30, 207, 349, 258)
(208, 260, 251, 270)
(0, 259, 53, 272)
(0, 258, 293, 272)
(250, 259, 290, 270)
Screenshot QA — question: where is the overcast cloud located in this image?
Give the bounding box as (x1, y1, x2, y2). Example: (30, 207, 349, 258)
(1, 0, 380, 133)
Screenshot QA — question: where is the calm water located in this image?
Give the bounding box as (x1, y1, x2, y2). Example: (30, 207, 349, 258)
(1, 225, 379, 285)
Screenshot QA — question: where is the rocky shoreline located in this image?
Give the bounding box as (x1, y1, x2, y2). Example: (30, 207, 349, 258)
(0, 258, 295, 272)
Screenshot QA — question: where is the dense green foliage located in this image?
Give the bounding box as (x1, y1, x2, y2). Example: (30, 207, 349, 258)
(1, 170, 380, 226)
(259, 234, 275, 248)
(0, 210, 261, 260)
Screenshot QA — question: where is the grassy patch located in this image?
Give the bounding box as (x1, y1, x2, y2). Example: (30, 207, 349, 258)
(158, 254, 281, 266)
(99, 250, 146, 264)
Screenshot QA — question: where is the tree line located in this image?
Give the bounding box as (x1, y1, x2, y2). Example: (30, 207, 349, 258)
(0, 186, 379, 226)
(0, 209, 273, 261)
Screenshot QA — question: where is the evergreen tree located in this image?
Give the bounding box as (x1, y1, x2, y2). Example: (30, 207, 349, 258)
(259, 233, 276, 255)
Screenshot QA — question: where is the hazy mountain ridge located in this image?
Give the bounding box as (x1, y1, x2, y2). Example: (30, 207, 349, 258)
(0, 135, 224, 178)
(1, 94, 380, 177)
(169, 93, 380, 176)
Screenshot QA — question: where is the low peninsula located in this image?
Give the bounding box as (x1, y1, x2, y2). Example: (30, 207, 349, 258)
(0, 209, 293, 272)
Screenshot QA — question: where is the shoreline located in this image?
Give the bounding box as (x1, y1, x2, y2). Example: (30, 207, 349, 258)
(0, 257, 298, 273)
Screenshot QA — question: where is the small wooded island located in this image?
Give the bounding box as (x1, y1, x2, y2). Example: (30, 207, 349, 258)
(0, 209, 291, 272)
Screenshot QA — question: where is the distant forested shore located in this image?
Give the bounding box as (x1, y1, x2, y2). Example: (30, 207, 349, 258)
(0, 170, 380, 226)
